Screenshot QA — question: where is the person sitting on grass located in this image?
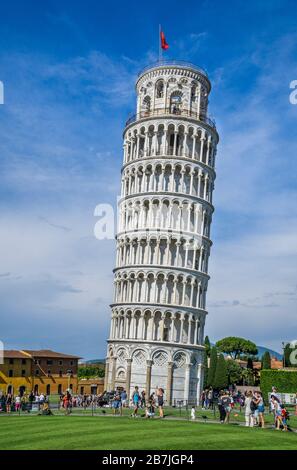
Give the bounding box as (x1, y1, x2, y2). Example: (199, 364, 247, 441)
(131, 386, 140, 418)
(146, 395, 155, 419)
(39, 401, 53, 416)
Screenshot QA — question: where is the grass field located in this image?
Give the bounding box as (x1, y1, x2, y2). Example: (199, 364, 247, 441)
(0, 415, 297, 450)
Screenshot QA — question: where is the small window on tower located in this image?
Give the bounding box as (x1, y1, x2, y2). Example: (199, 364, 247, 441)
(156, 80, 164, 98)
(170, 92, 182, 114)
(143, 95, 151, 112)
(163, 328, 169, 341)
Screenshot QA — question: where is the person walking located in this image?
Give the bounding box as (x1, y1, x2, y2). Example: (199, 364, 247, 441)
(254, 391, 265, 428)
(221, 390, 232, 424)
(6, 394, 12, 413)
(250, 392, 259, 426)
(218, 391, 226, 424)
(15, 394, 21, 413)
(201, 390, 206, 409)
(141, 390, 146, 408)
(208, 388, 213, 410)
(156, 387, 165, 418)
(272, 396, 282, 430)
(244, 391, 253, 427)
(112, 391, 121, 415)
(120, 389, 127, 408)
(280, 405, 289, 432)
(131, 386, 140, 418)
(63, 391, 72, 415)
(270, 387, 281, 428)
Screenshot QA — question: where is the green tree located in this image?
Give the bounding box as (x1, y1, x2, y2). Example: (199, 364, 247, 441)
(225, 359, 242, 385)
(203, 351, 208, 388)
(78, 365, 105, 378)
(247, 357, 253, 369)
(207, 346, 218, 387)
(284, 343, 291, 367)
(213, 354, 228, 390)
(216, 337, 258, 359)
(241, 368, 254, 386)
(261, 351, 271, 369)
(204, 336, 211, 357)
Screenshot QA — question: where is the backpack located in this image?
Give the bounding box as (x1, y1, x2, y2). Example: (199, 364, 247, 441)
(250, 399, 258, 412)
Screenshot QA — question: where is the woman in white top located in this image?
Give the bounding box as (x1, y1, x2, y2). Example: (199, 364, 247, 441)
(15, 395, 21, 412)
(244, 391, 253, 427)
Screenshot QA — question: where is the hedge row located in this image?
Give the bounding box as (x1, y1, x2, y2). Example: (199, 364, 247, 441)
(261, 369, 297, 402)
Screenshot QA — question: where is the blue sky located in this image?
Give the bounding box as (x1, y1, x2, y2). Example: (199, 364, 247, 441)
(0, 0, 296, 359)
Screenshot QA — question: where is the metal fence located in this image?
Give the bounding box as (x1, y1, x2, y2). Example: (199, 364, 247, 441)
(1, 398, 220, 421)
(125, 108, 216, 129)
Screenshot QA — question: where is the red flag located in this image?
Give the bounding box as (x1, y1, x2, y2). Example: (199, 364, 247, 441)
(160, 30, 169, 50)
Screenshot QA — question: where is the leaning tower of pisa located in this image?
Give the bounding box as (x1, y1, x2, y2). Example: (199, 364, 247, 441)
(104, 61, 219, 404)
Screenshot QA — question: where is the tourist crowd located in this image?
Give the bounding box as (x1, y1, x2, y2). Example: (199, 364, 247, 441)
(200, 386, 292, 430)
(0, 386, 295, 431)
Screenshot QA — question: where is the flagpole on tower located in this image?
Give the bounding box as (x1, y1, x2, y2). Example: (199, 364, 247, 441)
(159, 24, 162, 63)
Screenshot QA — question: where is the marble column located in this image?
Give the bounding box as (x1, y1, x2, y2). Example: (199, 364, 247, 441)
(166, 361, 173, 405)
(146, 359, 153, 397)
(125, 358, 132, 397)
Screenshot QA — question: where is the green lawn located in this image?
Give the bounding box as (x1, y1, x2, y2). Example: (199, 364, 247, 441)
(0, 415, 297, 450)
(33, 403, 297, 429)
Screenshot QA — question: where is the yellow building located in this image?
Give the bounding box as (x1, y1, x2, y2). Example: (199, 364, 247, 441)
(0, 349, 80, 396)
(77, 378, 105, 395)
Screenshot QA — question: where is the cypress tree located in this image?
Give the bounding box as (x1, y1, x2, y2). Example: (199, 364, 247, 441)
(261, 351, 271, 369)
(247, 357, 253, 369)
(214, 354, 228, 390)
(203, 351, 208, 388)
(207, 346, 218, 387)
(204, 336, 211, 357)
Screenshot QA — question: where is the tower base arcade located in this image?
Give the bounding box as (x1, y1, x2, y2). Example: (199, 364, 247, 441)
(105, 341, 204, 404)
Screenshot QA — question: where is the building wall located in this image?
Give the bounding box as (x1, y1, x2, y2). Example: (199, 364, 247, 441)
(77, 379, 104, 395)
(0, 356, 79, 395)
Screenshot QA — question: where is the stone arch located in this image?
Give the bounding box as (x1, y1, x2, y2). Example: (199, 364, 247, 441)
(155, 79, 164, 98)
(143, 95, 151, 112)
(170, 89, 183, 114)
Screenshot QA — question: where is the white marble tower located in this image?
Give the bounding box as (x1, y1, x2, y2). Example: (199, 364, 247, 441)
(104, 61, 219, 404)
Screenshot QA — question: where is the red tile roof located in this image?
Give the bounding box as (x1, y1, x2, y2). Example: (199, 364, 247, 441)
(3, 350, 30, 359)
(22, 349, 81, 359)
